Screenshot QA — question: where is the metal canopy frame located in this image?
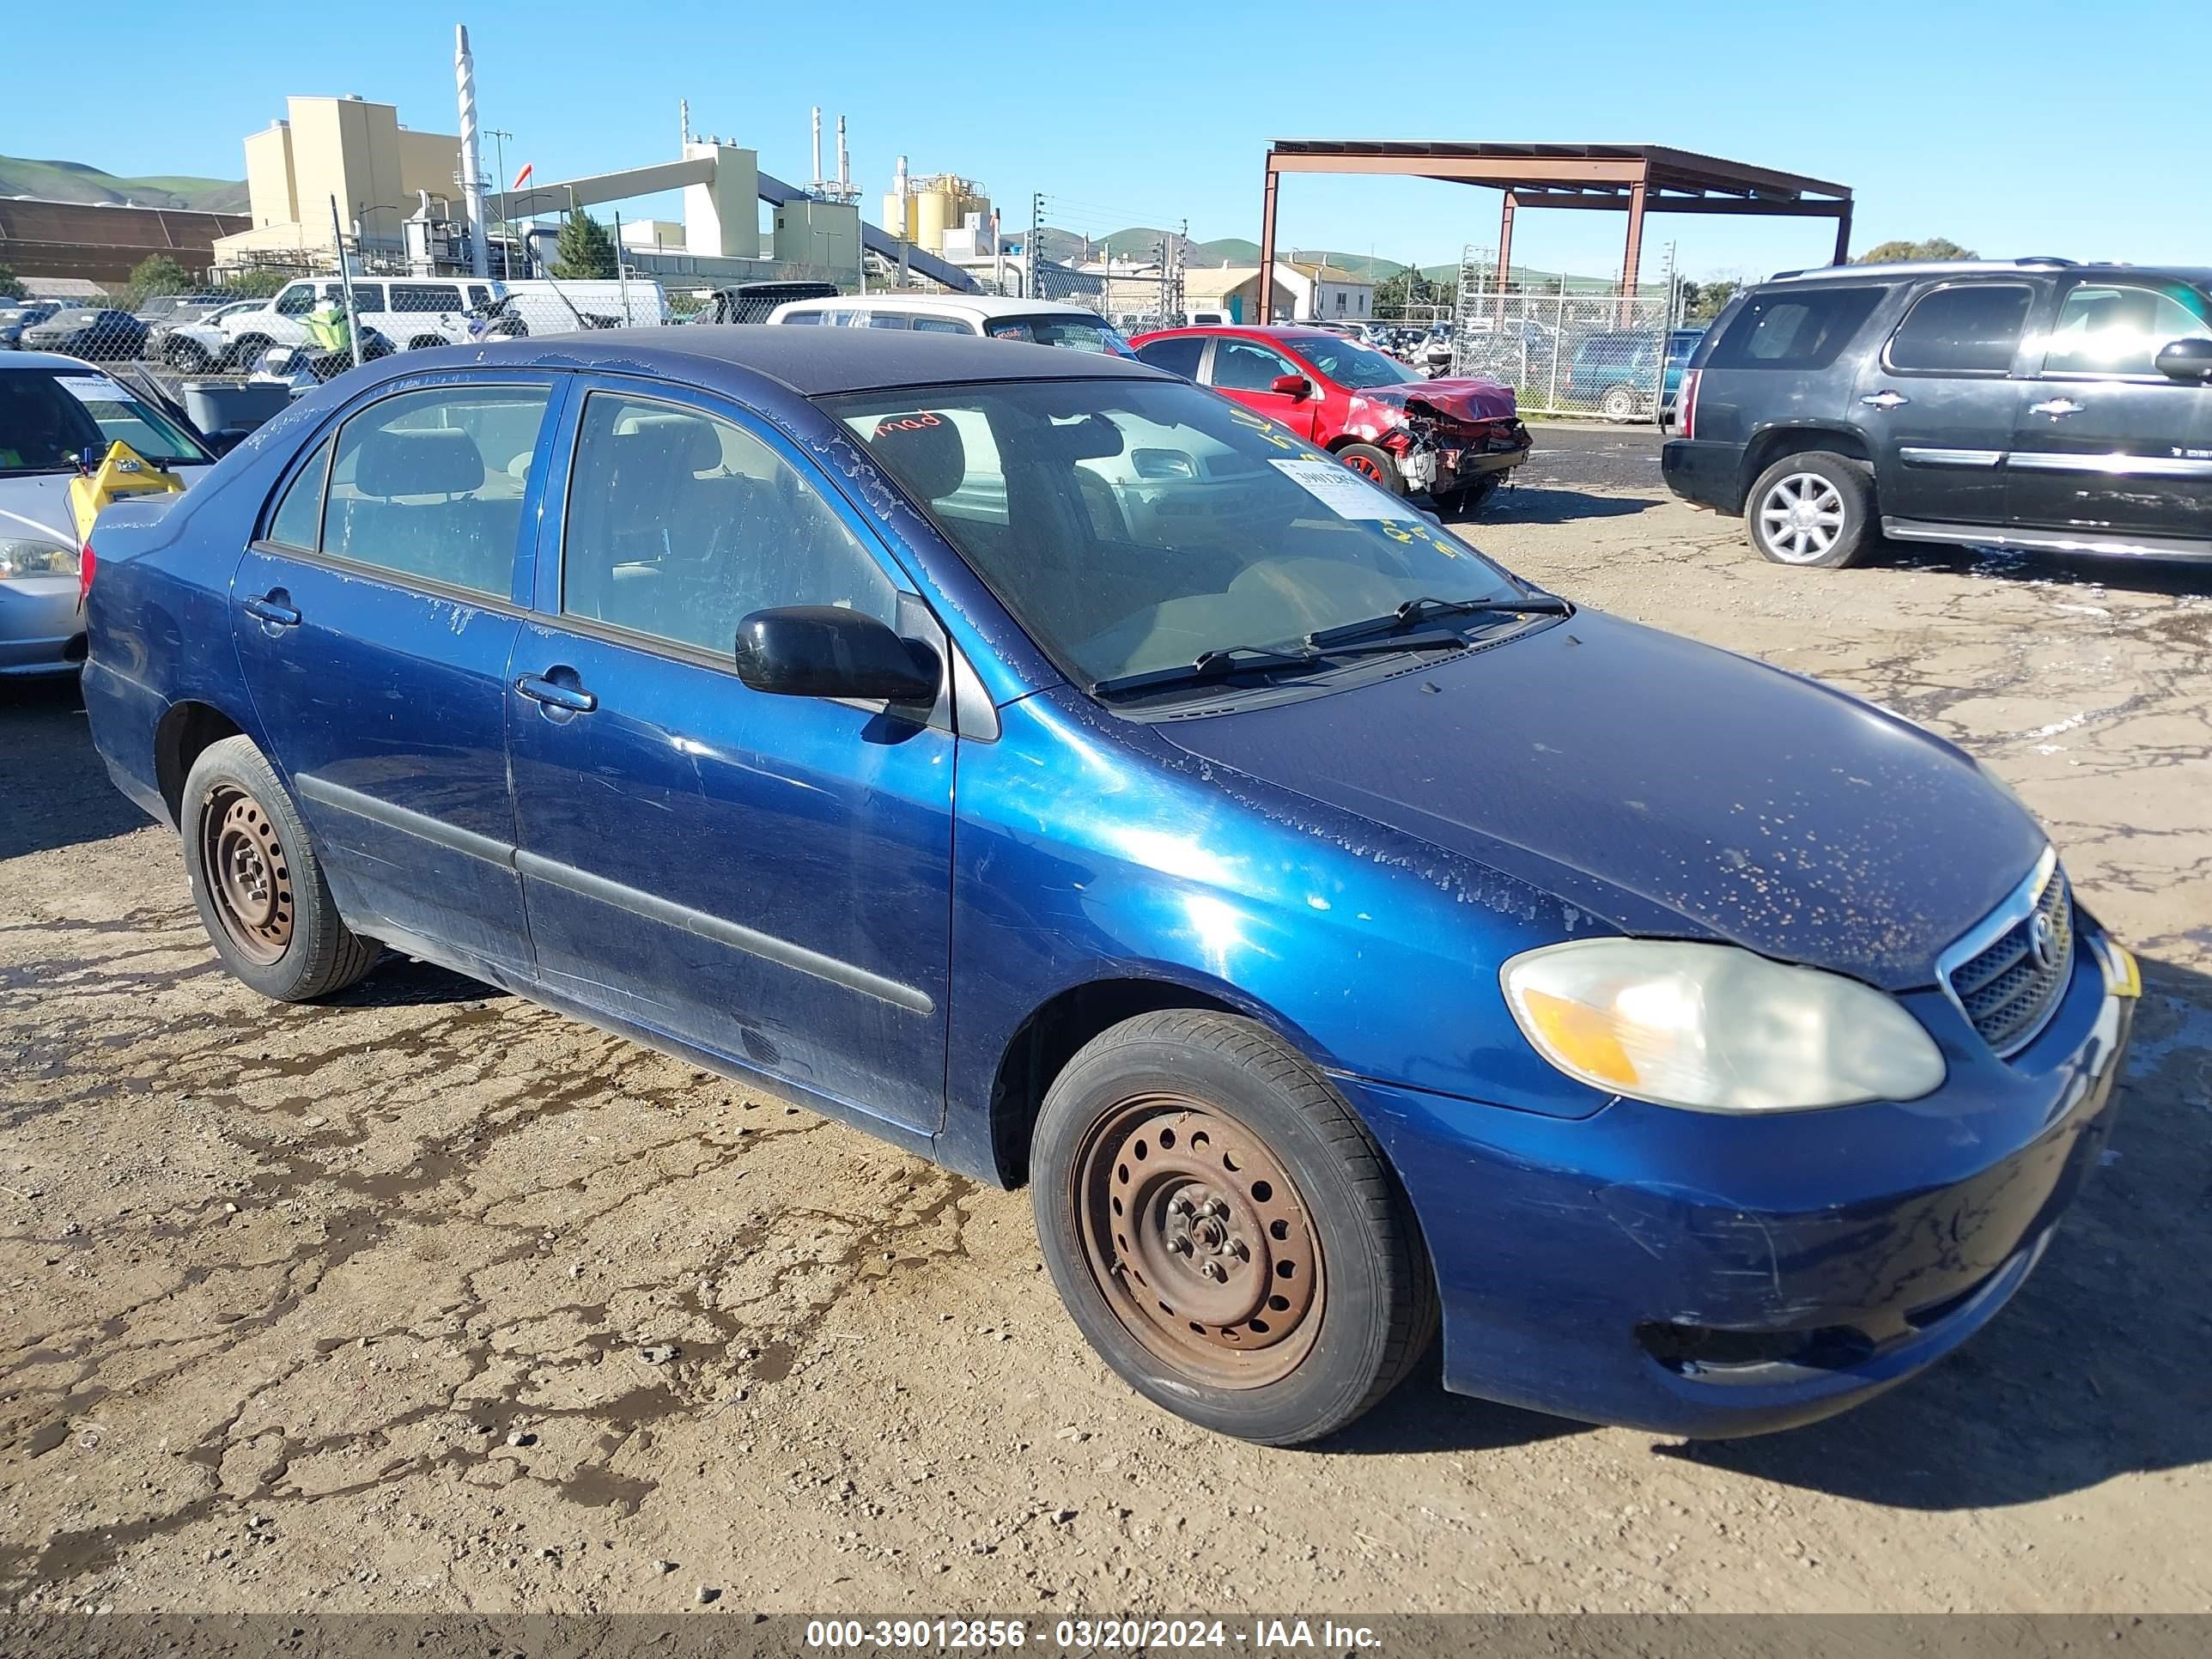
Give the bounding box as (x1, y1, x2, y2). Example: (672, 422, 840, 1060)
(1256, 141, 1853, 318)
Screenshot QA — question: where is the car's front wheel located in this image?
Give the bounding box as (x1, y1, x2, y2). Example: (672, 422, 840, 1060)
(1746, 452, 1875, 568)
(1031, 1010, 1436, 1445)
(1599, 384, 1641, 422)
(181, 736, 379, 1001)
(1336, 443, 1405, 495)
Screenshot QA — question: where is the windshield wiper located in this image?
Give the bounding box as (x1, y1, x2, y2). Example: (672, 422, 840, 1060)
(1306, 592, 1567, 650)
(1091, 644, 1324, 700)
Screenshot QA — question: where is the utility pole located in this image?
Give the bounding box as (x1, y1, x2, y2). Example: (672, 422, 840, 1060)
(487, 128, 512, 276)
(1157, 235, 1169, 331)
(1027, 191, 1043, 301)
(1171, 218, 1187, 326)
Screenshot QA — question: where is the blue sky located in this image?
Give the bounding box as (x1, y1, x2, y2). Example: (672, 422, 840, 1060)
(5, 0, 2201, 282)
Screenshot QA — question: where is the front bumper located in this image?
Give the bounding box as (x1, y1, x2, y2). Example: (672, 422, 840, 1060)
(0, 577, 88, 677)
(1347, 929, 2133, 1437)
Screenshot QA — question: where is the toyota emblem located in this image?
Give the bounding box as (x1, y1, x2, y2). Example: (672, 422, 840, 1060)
(2027, 909, 2057, 973)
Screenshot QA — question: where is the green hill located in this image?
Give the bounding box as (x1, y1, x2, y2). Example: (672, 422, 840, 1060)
(0, 155, 247, 213)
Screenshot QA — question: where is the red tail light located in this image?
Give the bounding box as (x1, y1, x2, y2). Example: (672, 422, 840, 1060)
(1678, 368, 1701, 440)
(77, 544, 96, 612)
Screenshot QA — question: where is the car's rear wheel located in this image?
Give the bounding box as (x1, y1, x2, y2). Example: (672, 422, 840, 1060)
(229, 334, 270, 371)
(1336, 443, 1405, 495)
(1746, 452, 1875, 568)
(1031, 1010, 1436, 1445)
(181, 736, 379, 1001)
(408, 336, 444, 352)
(1599, 385, 1640, 422)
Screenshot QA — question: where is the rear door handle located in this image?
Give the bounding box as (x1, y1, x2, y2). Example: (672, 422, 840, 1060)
(1860, 391, 1910, 410)
(242, 593, 301, 628)
(2029, 398, 2084, 417)
(515, 673, 597, 714)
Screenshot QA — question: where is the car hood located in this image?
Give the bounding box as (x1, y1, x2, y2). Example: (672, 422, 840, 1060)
(1350, 378, 1518, 425)
(1155, 610, 2045, 991)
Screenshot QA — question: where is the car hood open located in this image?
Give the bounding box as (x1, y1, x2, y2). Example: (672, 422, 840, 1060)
(1353, 378, 1519, 425)
(1156, 610, 2046, 991)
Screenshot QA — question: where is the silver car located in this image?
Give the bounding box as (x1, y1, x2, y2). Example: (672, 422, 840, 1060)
(1, 352, 212, 676)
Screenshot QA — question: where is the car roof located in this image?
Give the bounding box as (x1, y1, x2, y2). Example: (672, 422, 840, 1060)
(1136, 324, 1343, 343)
(1763, 259, 2212, 287)
(0, 350, 107, 371)
(772, 294, 1108, 322)
(374, 325, 1166, 396)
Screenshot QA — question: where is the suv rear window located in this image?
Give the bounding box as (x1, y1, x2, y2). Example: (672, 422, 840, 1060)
(1708, 287, 1883, 371)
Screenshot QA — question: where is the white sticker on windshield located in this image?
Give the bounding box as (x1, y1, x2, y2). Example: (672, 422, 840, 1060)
(58, 376, 127, 405)
(1270, 458, 1412, 520)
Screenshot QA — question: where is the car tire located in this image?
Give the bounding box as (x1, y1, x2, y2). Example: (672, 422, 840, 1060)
(230, 335, 270, 371)
(1030, 1009, 1437, 1446)
(1336, 443, 1405, 495)
(408, 336, 444, 352)
(180, 736, 380, 1002)
(1745, 452, 1875, 568)
(166, 339, 211, 374)
(1599, 385, 1640, 422)
(1442, 473, 1504, 518)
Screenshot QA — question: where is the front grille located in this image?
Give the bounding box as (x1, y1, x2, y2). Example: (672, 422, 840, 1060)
(1946, 865, 2073, 1056)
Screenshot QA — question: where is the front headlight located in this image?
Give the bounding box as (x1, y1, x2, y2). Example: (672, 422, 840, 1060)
(0, 539, 81, 580)
(1502, 939, 1946, 1113)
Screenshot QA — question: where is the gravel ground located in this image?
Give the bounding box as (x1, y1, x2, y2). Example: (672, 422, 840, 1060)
(3, 459, 2209, 1618)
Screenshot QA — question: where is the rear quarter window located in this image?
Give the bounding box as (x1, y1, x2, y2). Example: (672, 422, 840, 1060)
(1708, 287, 1885, 372)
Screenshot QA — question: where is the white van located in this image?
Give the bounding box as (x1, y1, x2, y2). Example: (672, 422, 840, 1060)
(500, 278, 669, 332)
(218, 276, 504, 362)
(765, 293, 1132, 354)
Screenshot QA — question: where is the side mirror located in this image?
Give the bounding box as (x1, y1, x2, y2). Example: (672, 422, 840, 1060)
(733, 605, 940, 703)
(2154, 337, 2212, 383)
(1270, 373, 1313, 400)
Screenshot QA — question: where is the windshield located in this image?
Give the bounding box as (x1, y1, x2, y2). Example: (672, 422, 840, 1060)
(822, 378, 1522, 693)
(1285, 337, 1414, 390)
(0, 368, 211, 474)
(982, 315, 1135, 356)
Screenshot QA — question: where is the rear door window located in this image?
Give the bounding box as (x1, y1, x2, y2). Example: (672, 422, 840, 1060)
(1884, 283, 2033, 374)
(392, 284, 465, 313)
(1708, 287, 1884, 371)
(319, 385, 550, 597)
(1209, 338, 1299, 391)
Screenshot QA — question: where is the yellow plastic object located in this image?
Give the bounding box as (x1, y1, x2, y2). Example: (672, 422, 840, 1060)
(67, 441, 188, 546)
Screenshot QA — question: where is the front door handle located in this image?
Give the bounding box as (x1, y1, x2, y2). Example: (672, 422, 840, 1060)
(515, 673, 597, 714)
(1860, 391, 1910, 410)
(242, 593, 301, 628)
(2029, 398, 2084, 418)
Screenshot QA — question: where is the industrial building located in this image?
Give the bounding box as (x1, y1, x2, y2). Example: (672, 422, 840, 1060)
(214, 94, 467, 270)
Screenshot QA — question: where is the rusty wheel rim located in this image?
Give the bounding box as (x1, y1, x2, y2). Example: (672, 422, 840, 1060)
(1342, 453, 1384, 482)
(1073, 1094, 1322, 1389)
(201, 784, 293, 966)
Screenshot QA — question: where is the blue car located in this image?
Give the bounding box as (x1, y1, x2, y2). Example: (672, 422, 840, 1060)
(81, 329, 2137, 1446)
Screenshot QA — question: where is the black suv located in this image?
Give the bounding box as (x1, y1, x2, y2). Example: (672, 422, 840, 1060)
(1663, 259, 2212, 568)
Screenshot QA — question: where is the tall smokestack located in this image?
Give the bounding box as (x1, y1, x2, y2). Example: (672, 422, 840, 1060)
(836, 114, 850, 198)
(811, 106, 823, 192)
(455, 24, 488, 276)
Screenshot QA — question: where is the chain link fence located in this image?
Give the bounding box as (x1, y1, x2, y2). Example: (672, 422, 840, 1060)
(1449, 246, 1692, 421)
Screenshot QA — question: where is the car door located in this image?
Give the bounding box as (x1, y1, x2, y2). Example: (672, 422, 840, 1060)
(231, 373, 562, 972)
(1855, 278, 2042, 526)
(505, 381, 955, 1134)
(2004, 276, 2212, 546)
(1203, 337, 1322, 440)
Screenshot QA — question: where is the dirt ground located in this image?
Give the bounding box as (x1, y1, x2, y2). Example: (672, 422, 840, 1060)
(3, 448, 2209, 1618)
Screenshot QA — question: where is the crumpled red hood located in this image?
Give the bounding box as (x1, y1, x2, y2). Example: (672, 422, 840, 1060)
(1350, 377, 1519, 426)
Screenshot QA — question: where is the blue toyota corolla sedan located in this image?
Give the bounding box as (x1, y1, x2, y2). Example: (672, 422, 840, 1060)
(80, 329, 2136, 1446)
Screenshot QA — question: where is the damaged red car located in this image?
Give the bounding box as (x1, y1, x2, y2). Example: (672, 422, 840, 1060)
(1130, 324, 1531, 514)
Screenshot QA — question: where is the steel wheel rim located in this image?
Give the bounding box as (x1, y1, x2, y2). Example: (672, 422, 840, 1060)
(1073, 1094, 1322, 1389)
(1758, 472, 1846, 562)
(1342, 453, 1384, 482)
(202, 785, 293, 965)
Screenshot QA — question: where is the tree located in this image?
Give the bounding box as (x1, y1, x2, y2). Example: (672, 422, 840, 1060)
(1681, 277, 1740, 322)
(125, 254, 194, 302)
(216, 269, 289, 299)
(1374, 264, 1443, 319)
(0, 261, 22, 301)
(551, 209, 617, 280)
(1853, 237, 1978, 264)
